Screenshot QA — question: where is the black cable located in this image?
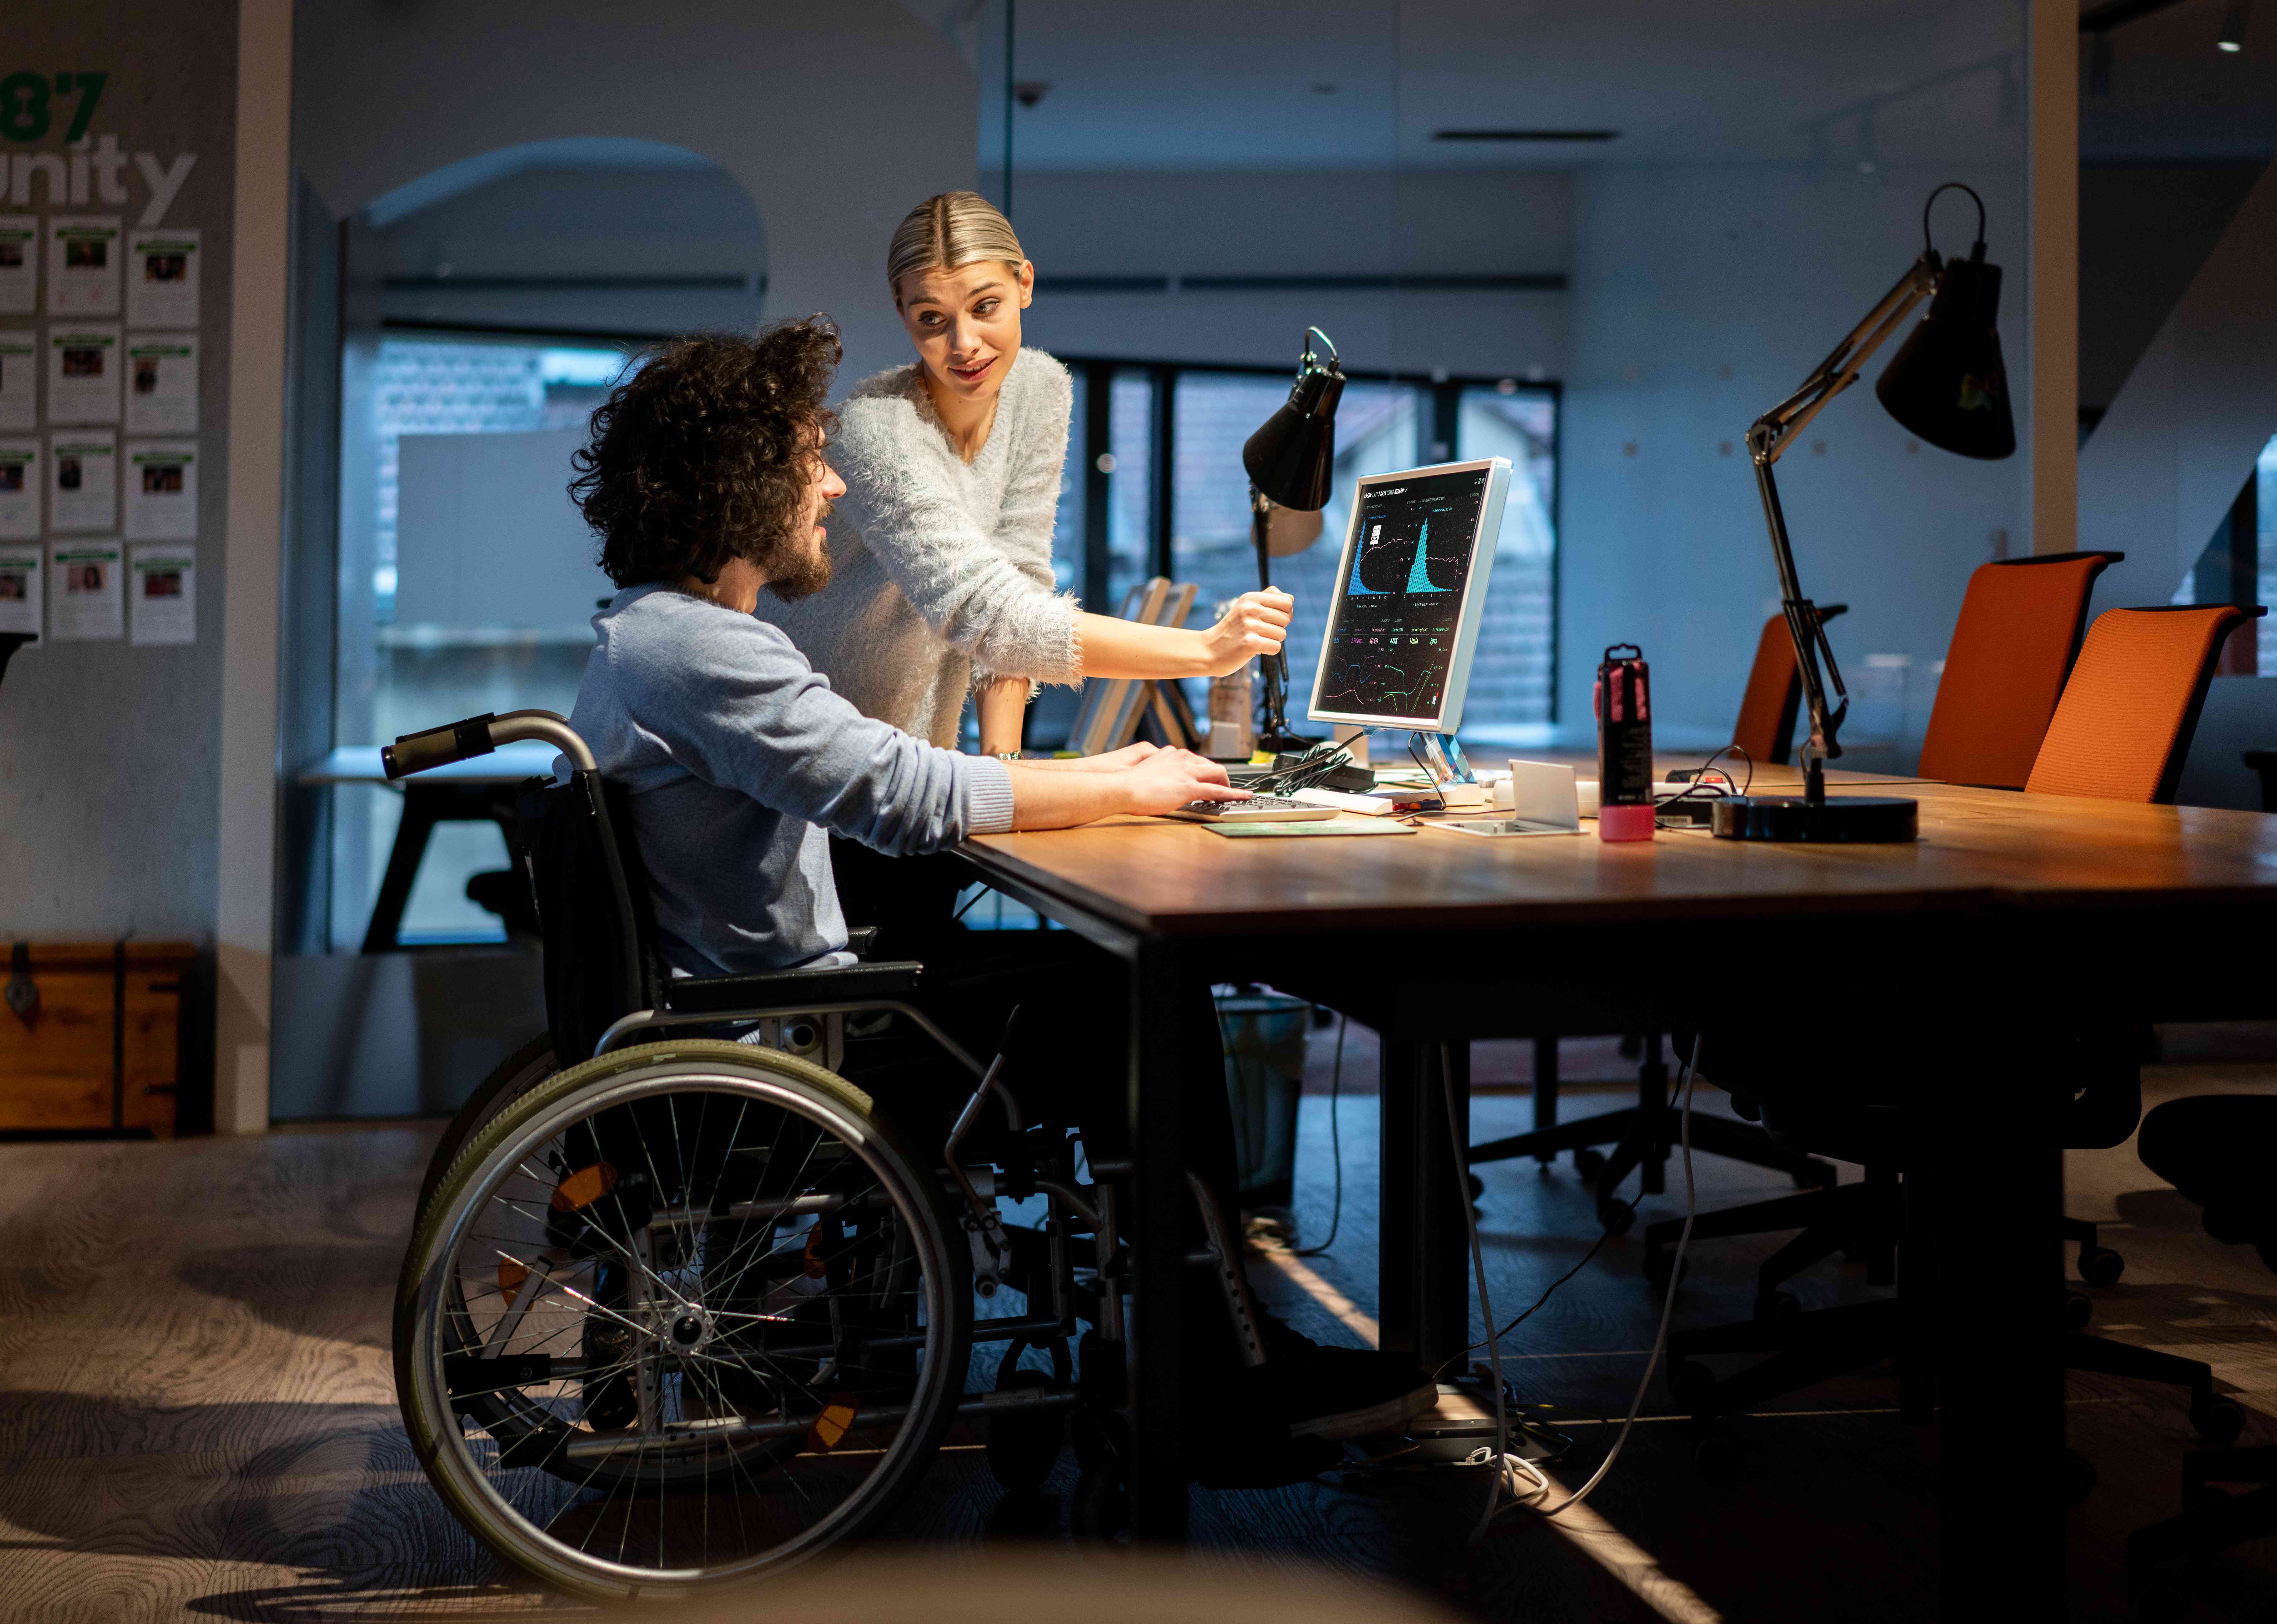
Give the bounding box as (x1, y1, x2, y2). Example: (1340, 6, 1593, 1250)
(1431, 1055, 1685, 1380)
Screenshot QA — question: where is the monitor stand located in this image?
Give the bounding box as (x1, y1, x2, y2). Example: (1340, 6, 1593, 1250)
(1412, 731, 1490, 808)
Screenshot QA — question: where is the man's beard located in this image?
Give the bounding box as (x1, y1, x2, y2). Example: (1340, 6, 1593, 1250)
(764, 508, 834, 603)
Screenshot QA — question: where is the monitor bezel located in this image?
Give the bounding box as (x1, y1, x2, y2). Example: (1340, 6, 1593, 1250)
(1304, 455, 1513, 736)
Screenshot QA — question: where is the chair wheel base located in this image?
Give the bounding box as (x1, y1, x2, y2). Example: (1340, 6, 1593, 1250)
(2079, 1246, 2126, 1287)
(2191, 1397, 2246, 1445)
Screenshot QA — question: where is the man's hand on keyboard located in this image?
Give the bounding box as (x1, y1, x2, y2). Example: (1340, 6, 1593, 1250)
(1122, 749, 1249, 817)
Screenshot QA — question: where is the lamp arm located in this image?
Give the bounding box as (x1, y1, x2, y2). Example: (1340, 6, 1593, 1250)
(1754, 255, 1939, 461)
(1743, 252, 1939, 805)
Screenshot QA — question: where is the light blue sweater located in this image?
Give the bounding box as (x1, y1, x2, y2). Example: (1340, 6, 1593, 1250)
(568, 583, 1015, 976)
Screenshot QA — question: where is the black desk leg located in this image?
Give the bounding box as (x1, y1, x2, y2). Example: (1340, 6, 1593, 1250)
(1927, 1033, 2063, 1619)
(1380, 1039, 1471, 1368)
(1126, 937, 1189, 1541)
(362, 788, 443, 954)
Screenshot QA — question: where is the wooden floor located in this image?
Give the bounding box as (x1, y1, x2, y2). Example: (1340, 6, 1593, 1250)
(5, 1031, 2277, 1621)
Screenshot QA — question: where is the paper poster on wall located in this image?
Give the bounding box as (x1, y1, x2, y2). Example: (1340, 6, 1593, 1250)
(46, 218, 122, 317)
(0, 544, 41, 638)
(123, 333, 197, 434)
(49, 432, 116, 532)
(0, 332, 33, 430)
(128, 544, 195, 646)
(0, 440, 37, 538)
(0, 218, 36, 315)
(48, 324, 121, 424)
(123, 440, 197, 540)
(48, 539, 123, 640)
(125, 231, 199, 329)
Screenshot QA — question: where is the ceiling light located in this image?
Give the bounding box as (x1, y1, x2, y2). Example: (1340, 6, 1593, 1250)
(2220, 0, 2250, 51)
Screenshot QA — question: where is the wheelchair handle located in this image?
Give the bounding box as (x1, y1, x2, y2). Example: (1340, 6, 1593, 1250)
(382, 709, 596, 779)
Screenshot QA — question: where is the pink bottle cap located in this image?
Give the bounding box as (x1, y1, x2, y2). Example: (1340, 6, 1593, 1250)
(1598, 802, 1657, 842)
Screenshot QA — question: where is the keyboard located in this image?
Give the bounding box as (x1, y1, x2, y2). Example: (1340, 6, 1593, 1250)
(1165, 795, 1322, 824)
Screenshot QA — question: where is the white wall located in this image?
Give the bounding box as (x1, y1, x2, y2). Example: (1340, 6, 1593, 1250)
(0, 0, 241, 943)
(1559, 163, 2030, 745)
(292, 0, 977, 383)
(2080, 160, 2277, 611)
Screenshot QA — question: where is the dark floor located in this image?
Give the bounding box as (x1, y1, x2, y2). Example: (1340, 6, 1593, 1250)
(2, 1030, 2275, 1621)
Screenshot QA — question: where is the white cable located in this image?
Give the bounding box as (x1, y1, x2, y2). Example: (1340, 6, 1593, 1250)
(1444, 1032, 1704, 1532)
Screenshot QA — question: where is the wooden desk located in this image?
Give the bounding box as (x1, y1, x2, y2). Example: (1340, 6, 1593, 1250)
(960, 776, 2277, 1621)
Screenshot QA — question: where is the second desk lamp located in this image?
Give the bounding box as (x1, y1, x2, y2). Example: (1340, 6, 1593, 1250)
(1241, 326, 1346, 756)
(1713, 181, 2018, 843)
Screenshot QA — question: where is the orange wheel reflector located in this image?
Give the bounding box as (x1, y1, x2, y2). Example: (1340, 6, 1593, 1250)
(498, 1259, 529, 1307)
(807, 1392, 860, 1454)
(550, 1162, 617, 1213)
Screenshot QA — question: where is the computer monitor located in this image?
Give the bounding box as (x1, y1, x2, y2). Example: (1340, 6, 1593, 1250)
(1305, 456, 1512, 736)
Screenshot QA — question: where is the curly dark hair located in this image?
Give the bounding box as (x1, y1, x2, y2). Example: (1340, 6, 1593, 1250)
(570, 318, 843, 590)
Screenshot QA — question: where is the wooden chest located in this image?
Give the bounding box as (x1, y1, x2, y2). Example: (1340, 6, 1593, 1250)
(1, 941, 197, 1137)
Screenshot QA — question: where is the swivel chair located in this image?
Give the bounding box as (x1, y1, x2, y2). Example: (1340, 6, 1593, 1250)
(1463, 610, 1849, 1229)
(2128, 1094, 2277, 1605)
(1644, 552, 2127, 1289)
(1662, 602, 2260, 1439)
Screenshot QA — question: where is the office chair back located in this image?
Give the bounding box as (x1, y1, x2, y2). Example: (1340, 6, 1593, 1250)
(2025, 603, 2261, 804)
(1916, 551, 2121, 788)
(1731, 605, 1846, 766)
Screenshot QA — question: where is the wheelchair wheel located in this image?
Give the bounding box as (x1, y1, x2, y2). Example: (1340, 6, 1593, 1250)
(417, 1031, 557, 1220)
(396, 1039, 971, 1600)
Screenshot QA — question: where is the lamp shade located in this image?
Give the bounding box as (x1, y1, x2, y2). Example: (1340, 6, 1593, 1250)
(1242, 362, 1345, 512)
(1874, 249, 2016, 460)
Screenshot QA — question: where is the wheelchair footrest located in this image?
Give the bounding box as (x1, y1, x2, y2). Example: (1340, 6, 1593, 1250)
(663, 959, 922, 1012)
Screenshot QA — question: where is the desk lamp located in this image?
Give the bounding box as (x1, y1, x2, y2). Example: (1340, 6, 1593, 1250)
(1713, 181, 2016, 843)
(1242, 326, 1345, 755)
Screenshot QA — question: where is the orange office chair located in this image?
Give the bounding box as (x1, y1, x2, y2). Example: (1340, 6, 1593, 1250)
(1732, 604, 1846, 767)
(1915, 551, 2122, 788)
(1656, 598, 2262, 1440)
(2026, 604, 2262, 803)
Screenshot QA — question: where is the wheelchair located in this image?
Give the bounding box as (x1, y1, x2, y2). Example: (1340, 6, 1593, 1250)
(386, 709, 1270, 1601)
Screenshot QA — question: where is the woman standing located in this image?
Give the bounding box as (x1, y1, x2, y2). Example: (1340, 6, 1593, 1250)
(759, 192, 1290, 946)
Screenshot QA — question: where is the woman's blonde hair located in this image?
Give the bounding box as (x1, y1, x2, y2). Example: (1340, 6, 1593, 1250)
(887, 191, 1027, 304)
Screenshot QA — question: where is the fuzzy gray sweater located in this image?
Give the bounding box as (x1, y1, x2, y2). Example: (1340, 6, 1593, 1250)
(755, 347, 1082, 748)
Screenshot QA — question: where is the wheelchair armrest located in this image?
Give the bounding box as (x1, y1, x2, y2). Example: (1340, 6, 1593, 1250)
(845, 926, 879, 958)
(662, 959, 922, 1014)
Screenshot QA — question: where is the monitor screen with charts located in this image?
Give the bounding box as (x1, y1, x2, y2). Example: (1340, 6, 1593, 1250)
(1305, 456, 1511, 734)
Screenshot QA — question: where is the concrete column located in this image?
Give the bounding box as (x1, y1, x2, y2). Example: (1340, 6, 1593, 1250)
(214, 0, 294, 1133)
(2027, 0, 2078, 555)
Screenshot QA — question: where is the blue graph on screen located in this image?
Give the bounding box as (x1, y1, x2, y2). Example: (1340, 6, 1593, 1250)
(1315, 467, 1490, 721)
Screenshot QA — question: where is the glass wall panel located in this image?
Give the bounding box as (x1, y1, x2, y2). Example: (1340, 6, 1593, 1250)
(1049, 366, 1086, 595)
(1168, 374, 1425, 729)
(1104, 370, 1156, 607)
(331, 334, 630, 948)
(1456, 386, 1559, 728)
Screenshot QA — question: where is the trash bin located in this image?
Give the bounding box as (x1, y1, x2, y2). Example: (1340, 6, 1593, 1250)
(1215, 988, 1310, 1210)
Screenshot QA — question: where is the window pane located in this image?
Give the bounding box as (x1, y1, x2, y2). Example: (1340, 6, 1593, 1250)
(1455, 387, 1559, 728)
(1168, 375, 1426, 732)
(331, 335, 629, 949)
(1105, 370, 1155, 607)
(1051, 367, 1087, 595)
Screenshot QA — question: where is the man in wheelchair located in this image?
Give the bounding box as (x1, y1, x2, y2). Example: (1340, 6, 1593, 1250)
(556, 318, 1435, 1477)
